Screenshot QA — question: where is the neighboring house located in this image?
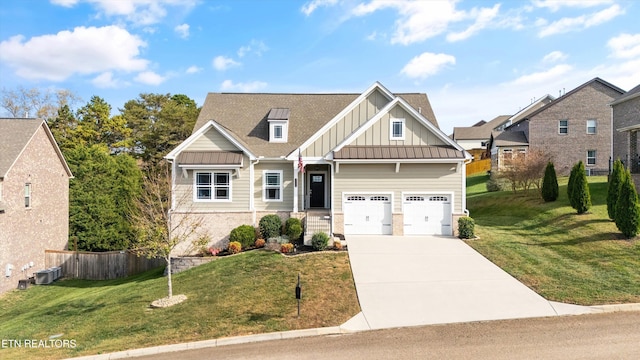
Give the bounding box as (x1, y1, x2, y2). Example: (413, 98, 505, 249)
(452, 95, 554, 160)
(166, 82, 471, 253)
(0, 118, 72, 294)
(610, 83, 640, 190)
(490, 78, 625, 174)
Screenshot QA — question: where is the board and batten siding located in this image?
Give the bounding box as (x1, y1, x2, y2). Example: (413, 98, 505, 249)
(184, 127, 239, 152)
(352, 106, 446, 146)
(254, 162, 295, 211)
(173, 154, 251, 211)
(303, 89, 390, 157)
(333, 163, 463, 213)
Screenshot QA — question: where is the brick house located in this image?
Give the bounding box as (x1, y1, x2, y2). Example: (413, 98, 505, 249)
(611, 83, 640, 189)
(0, 118, 72, 294)
(490, 78, 625, 175)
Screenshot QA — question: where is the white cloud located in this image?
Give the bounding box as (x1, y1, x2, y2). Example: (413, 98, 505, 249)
(134, 71, 166, 85)
(543, 51, 568, 63)
(447, 4, 500, 42)
(0, 25, 148, 81)
(608, 33, 640, 59)
(592, 58, 640, 90)
(237, 40, 268, 58)
(220, 80, 267, 92)
(51, 0, 198, 26)
(212, 56, 240, 71)
(301, 0, 337, 16)
(186, 65, 202, 74)
(91, 72, 120, 88)
(174, 23, 190, 39)
(538, 4, 624, 37)
(510, 64, 574, 86)
(400, 52, 455, 79)
(532, 0, 614, 12)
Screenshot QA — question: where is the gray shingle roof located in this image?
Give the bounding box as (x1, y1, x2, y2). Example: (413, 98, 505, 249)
(334, 145, 464, 160)
(492, 130, 529, 147)
(453, 115, 511, 140)
(610, 83, 640, 105)
(0, 118, 43, 178)
(192, 92, 438, 157)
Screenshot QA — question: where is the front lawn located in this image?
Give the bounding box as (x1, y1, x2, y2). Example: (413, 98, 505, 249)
(0, 251, 359, 360)
(466, 176, 640, 305)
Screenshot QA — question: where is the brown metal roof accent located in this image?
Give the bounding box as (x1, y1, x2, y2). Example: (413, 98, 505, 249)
(267, 108, 290, 121)
(177, 151, 243, 165)
(192, 92, 439, 157)
(334, 146, 464, 160)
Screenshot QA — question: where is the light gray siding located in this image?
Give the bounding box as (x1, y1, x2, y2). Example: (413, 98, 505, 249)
(173, 154, 251, 211)
(303, 89, 390, 157)
(185, 127, 239, 152)
(352, 105, 446, 146)
(333, 163, 463, 213)
(254, 162, 295, 211)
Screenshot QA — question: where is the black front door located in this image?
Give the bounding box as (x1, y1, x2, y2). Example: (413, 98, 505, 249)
(310, 174, 325, 208)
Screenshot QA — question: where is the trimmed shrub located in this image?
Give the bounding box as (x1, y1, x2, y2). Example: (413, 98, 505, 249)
(458, 217, 475, 239)
(571, 161, 591, 214)
(541, 161, 559, 202)
(280, 243, 294, 253)
(228, 241, 242, 254)
(229, 224, 256, 249)
(486, 174, 507, 192)
(254, 238, 266, 248)
(567, 162, 580, 208)
(284, 217, 303, 241)
(607, 159, 625, 220)
(311, 232, 330, 251)
(259, 214, 282, 239)
(615, 170, 640, 238)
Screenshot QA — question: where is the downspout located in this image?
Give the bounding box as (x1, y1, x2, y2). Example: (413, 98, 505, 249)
(250, 158, 259, 226)
(329, 162, 335, 236)
(610, 105, 614, 170)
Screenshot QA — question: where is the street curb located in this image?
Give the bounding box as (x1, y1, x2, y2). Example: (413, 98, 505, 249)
(65, 326, 345, 360)
(590, 303, 640, 313)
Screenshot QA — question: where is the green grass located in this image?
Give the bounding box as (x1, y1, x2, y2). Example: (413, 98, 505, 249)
(466, 175, 640, 305)
(466, 172, 490, 197)
(0, 251, 359, 359)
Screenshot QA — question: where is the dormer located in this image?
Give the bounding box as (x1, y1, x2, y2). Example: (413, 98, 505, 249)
(267, 108, 289, 143)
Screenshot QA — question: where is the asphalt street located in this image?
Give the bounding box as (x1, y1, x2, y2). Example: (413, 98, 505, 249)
(132, 311, 640, 360)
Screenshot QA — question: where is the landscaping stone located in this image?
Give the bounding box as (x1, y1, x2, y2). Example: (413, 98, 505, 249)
(151, 294, 187, 308)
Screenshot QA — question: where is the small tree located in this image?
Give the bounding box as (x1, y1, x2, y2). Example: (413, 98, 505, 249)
(571, 161, 591, 214)
(497, 150, 549, 192)
(131, 162, 209, 300)
(541, 161, 559, 202)
(615, 170, 640, 238)
(567, 162, 580, 208)
(607, 159, 625, 220)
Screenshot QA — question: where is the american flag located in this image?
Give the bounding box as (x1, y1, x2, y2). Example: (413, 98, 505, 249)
(298, 149, 304, 173)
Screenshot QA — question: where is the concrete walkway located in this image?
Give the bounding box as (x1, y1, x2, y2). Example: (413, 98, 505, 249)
(342, 235, 592, 331)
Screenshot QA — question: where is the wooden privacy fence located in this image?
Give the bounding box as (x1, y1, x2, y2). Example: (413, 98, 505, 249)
(45, 250, 164, 280)
(466, 158, 491, 176)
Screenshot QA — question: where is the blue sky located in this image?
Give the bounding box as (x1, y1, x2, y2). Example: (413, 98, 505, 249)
(1, 0, 638, 134)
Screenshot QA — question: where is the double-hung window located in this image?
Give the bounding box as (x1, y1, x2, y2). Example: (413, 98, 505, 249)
(559, 120, 568, 134)
(263, 170, 283, 201)
(195, 172, 230, 201)
(273, 125, 283, 140)
(586, 119, 596, 134)
(390, 118, 405, 140)
(587, 150, 596, 166)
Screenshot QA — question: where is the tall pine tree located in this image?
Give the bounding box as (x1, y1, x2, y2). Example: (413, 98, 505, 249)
(607, 159, 624, 220)
(567, 162, 580, 208)
(541, 161, 559, 202)
(571, 161, 592, 214)
(615, 169, 640, 238)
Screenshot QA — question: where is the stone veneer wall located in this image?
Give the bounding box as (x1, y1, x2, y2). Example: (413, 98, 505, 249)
(165, 256, 218, 275)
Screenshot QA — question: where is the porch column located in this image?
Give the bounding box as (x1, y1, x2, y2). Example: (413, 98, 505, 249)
(293, 162, 299, 213)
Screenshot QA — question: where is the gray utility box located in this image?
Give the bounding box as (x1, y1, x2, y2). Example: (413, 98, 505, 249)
(50, 267, 62, 280)
(35, 269, 54, 285)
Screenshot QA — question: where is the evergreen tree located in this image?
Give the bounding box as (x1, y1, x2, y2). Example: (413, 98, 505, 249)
(567, 162, 580, 208)
(571, 161, 591, 214)
(615, 170, 640, 238)
(541, 161, 559, 202)
(607, 159, 625, 220)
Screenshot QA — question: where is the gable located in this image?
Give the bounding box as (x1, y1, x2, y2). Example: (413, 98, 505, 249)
(301, 88, 391, 157)
(350, 104, 446, 147)
(184, 126, 240, 152)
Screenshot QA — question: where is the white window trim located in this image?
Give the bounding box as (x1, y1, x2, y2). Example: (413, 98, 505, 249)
(586, 119, 597, 134)
(559, 120, 568, 135)
(586, 150, 596, 166)
(194, 171, 232, 202)
(263, 170, 283, 202)
(25, 183, 31, 208)
(269, 121, 288, 143)
(273, 125, 283, 139)
(390, 118, 405, 140)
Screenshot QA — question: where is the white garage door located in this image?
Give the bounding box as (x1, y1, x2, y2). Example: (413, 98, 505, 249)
(343, 194, 392, 235)
(403, 194, 452, 235)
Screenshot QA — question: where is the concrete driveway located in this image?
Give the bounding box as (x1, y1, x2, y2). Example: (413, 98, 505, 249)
(342, 236, 588, 331)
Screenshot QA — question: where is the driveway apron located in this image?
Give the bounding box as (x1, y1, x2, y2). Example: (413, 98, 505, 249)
(344, 236, 559, 330)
